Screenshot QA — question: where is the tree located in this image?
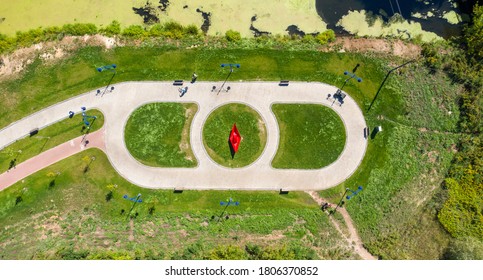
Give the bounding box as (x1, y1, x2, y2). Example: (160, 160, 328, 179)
(464, 4, 483, 62)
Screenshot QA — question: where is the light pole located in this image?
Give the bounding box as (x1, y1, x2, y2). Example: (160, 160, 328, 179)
(96, 64, 117, 96)
(217, 197, 239, 222)
(346, 186, 363, 200)
(367, 59, 416, 112)
(340, 70, 362, 91)
(331, 186, 363, 214)
(123, 193, 142, 220)
(218, 63, 240, 95)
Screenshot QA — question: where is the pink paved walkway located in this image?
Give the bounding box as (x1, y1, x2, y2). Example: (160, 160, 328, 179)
(0, 128, 105, 191)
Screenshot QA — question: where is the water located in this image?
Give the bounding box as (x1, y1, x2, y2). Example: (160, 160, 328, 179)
(315, 0, 472, 38)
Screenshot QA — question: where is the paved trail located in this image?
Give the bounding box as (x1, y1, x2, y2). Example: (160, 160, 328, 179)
(0, 81, 367, 191)
(0, 129, 105, 191)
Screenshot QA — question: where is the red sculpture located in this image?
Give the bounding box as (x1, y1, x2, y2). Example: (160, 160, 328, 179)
(229, 123, 241, 153)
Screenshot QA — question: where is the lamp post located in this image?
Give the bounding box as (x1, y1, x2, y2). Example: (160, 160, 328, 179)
(346, 186, 363, 200)
(331, 186, 363, 215)
(96, 64, 117, 96)
(367, 59, 416, 112)
(340, 70, 362, 91)
(123, 193, 142, 220)
(218, 63, 240, 95)
(217, 197, 239, 222)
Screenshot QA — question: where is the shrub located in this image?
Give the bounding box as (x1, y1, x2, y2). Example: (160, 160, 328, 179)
(185, 24, 199, 36)
(225, 29, 241, 42)
(148, 24, 164, 37)
(62, 23, 97, 36)
(100, 20, 121, 36)
(316, 29, 336, 45)
(122, 25, 146, 38)
(15, 28, 45, 47)
(209, 245, 247, 260)
(438, 170, 483, 240)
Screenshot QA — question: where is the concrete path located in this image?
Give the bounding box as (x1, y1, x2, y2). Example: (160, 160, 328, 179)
(0, 128, 105, 191)
(0, 81, 367, 191)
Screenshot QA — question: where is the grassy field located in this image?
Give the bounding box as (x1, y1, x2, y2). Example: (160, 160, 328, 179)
(0, 47, 393, 130)
(0, 109, 104, 173)
(321, 65, 463, 259)
(0, 149, 358, 260)
(124, 103, 197, 167)
(271, 104, 346, 169)
(203, 103, 266, 168)
(0, 42, 467, 259)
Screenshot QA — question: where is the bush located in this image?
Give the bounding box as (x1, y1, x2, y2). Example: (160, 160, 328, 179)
(15, 28, 45, 47)
(185, 24, 199, 36)
(444, 236, 483, 259)
(122, 25, 146, 38)
(100, 20, 121, 36)
(438, 171, 483, 239)
(62, 23, 97, 36)
(316, 29, 336, 45)
(225, 29, 241, 42)
(148, 24, 164, 37)
(209, 245, 247, 260)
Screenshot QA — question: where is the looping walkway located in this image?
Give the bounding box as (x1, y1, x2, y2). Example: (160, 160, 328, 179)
(0, 81, 367, 191)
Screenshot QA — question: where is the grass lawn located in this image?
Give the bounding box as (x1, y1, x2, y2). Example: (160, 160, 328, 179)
(0, 47, 395, 130)
(124, 103, 197, 167)
(271, 104, 346, 169)
(0, 109, 104, 173)
(0, 43, 467, 259)
(320, 66, 463, 259)
(0, 149, 358, 260)
(203, 103, 266, 168)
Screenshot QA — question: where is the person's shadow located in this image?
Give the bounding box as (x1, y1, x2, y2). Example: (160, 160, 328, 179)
(179, 86, 188, 97)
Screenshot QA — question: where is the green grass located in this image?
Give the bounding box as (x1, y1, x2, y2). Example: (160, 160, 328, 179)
(124, 103, 197, 167)
(320, 65, 464, 259)
(0, 47, 394, 130)
(0, 43, 467, 259)
(0, 109, 104, 173)
(0, 149, 355, 260)
(203, 103, 266, 168)
(271, 104, 346, 169)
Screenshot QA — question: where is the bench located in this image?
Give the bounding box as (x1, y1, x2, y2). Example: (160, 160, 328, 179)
(173, 80, 184, 86)
(29, 128, 39, 137)
(279, 189, 289, 195)
(279, 80, 289, 86)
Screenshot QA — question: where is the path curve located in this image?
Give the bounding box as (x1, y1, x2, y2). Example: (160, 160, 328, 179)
(0, 81, 367, 191)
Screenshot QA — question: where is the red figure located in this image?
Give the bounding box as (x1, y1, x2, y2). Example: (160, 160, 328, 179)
(229, 124, 241, 153)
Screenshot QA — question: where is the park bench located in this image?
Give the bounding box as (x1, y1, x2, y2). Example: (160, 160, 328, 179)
(279, 80, 289, 86)
(173, 80, 184, 86)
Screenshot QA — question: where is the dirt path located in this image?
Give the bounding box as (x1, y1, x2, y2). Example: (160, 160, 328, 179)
(306, 191, 376, 260)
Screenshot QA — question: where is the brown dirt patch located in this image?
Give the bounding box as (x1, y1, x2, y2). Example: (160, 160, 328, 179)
(0, 35, 121, 81)
(328, 37, 421, 59)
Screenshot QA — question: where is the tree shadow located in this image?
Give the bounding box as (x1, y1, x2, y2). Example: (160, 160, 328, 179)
(8, 158, 16, 171)
(48, 179, 56, 190)
(15, 196, 23, 205)
(105, 191, 113, 202)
